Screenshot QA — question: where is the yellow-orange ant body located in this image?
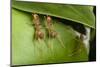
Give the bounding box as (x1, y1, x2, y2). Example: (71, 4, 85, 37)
(32, 14, 44, 40)
(46, 16, 57, 38)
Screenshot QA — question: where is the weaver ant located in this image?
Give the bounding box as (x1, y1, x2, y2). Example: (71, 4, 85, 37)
(45, 16, 66, 48)
(46, 16, 58, 38)
(32, 13, 44, 40)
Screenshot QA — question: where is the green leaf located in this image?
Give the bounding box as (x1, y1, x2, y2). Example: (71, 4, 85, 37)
(12, 8, 88, 65)
(12, 1, 95, 28)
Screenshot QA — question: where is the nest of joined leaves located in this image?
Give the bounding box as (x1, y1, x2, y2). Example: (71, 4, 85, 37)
(12, 1, 96, 66)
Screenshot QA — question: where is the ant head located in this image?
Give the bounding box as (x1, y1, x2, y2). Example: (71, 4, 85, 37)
(47, 16, 52, 22)
(32, 13, 39, 20)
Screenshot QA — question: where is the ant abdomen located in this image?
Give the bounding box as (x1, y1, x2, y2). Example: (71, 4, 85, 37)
(50, 31, 58, 38)
(35, 30, 44, 39)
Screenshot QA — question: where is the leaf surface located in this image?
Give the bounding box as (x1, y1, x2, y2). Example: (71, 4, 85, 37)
(12, 9, 88, 65)
(12, 1, 95, 28)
